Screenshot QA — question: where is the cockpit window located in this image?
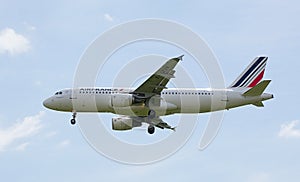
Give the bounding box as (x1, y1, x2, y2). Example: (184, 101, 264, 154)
(54, 91, 63, 95)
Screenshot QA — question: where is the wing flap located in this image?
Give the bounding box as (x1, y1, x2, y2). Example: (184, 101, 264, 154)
(149, 117, 175, 131)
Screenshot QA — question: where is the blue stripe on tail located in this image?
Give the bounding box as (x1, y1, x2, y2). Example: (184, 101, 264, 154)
(231, 57, 266, 87)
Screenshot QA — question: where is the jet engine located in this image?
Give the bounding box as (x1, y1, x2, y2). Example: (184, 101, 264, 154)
(112, 116, 142, 131)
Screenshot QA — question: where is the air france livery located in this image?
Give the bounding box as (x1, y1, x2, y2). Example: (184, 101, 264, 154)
(43, 55, 273, 134)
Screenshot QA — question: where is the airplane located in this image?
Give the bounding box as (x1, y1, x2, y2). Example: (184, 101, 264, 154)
(43, 55, 273, 134)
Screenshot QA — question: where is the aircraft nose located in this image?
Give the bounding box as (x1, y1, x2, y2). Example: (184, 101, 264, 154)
(43, 98, 54, 109)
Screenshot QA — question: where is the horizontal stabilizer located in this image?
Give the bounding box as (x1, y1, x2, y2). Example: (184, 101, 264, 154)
(242, 80, 271, 97)
(252, 101, 264, 107)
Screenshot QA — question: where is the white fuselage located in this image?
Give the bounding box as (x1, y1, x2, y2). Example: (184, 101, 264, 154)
(43, 87, 273, 116)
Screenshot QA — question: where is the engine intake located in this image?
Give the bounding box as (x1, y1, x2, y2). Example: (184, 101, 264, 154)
(112, 116, 142, 131)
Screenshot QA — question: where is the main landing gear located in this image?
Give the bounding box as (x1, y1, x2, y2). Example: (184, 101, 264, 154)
(70, 111, 76, 125)
(148, 109, 156, 119)
(148, 125, 155, 134)
(147, 109, 156, 134)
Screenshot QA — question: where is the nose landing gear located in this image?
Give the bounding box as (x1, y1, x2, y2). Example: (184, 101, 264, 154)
(70, 111, 76, 125)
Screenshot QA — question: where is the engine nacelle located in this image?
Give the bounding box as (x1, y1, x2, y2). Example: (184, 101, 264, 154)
(112, 117, 142, 131)
(111, 94, 134, 107)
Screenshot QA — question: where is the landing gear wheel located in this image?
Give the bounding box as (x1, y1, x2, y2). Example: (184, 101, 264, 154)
(70, 118, 76, 125)
(70, 111, 77, 125)
(148, 109, 156, 119)
(148, 125, 155, 134)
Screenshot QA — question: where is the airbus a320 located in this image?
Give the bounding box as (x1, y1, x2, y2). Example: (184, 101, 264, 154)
(43, 55, 273, 134)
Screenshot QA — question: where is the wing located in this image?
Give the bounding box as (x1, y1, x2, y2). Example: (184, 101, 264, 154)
(132, 55, 183, 96)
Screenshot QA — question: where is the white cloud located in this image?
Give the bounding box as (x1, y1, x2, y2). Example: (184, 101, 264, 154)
(104, 13, 114, 22)
(246, 172, 271, 182)
(0, 111, 44, 151)
(34, 80, 42, 86)
(45, 131, 57, 138)
(15, 142, 30, 151)
(0, 28, 31, 55)
(23, 21, 36, 31)
(58, 139, 70, 148)
(278, 120, 300, 138)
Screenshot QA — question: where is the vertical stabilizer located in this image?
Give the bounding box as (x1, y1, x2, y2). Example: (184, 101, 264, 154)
(229, 56, 268, 88)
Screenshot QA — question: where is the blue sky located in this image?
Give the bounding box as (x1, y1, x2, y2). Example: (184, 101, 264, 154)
(1, 0, 300, 181)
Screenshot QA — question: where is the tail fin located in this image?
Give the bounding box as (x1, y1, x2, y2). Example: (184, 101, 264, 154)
(242, 80, 271, 96)
(229, 56, 268, 88)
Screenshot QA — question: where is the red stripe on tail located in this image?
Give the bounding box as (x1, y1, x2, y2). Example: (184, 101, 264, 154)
(248, 70, 265, 87)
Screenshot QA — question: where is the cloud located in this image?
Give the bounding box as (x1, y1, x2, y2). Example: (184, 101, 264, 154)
(45, 131, 57, 138)
(278, 120, 300, 138)
(104, 13, 114, 22)
(0, 28, 31, 55)
(23, 21, 36, 31)
(15, 142, 30, 151)
(246, 172, 271, 182)
(58, 139, 70, 148)
(34, 80, 42, 86)
(0, 111, 44, 151)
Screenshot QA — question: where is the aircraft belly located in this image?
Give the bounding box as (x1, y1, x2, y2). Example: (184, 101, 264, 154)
(226, 95, 262, 109)
(110, 102, 178, 117)
(165, 95, 202, 113)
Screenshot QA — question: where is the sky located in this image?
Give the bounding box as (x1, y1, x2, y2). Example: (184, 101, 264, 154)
(1, 0, 300, 181)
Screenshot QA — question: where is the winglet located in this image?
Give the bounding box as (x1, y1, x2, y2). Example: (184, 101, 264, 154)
(177, 55, 184, 61)
(242, 80, 271, 97)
